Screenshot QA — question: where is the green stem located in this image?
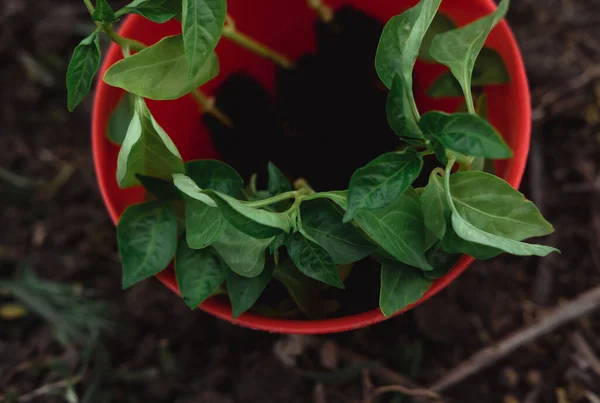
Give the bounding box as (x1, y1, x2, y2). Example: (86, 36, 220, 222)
(446, 149, 473, 171)
(464, 87, 476, 115)
(223, 16, 294, 69)
(83, 0, 95, 15)
(102, 25, 146, 52)
(242, 191, 298, 208)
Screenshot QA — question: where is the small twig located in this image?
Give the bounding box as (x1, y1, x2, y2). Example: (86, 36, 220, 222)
(0, 374, 84, 402)
(335, 346, 443, 401)
(223, 15, 294, 69)
(585, 391, 600, 403)
(306, 0, 334, 23)
(429, 284, 600, 392)
(190, 90, 233, 128)
(367, 385, 441, 403)
(569, 331, 600, 378)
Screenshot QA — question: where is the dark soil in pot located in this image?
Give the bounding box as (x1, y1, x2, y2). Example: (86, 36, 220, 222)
(204, 6, 398, 318)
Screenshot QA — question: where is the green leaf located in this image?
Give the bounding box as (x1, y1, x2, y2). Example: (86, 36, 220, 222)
(274, 259, 328, 319)
(421, 171, 448, 239)
(186, 160, 244, 198)
(344, 149, 423, 222)
(117, 201, 178, 288)
(286, 232, 344, 289)
(227, 258, 275, 318)
(427, 48, 510, 98)
(205, 190, 291, 239)
(424, 242, 461, 280)
(184, 197, 227, 249)
(175, 240, 227, 309)
(419, 13, 456, 61)
(441, 224, 501, 260)
(213, 225, 273, 277)
(379, 261, 432, 316)
(107, 93, 135, 145)
(268, 162, 292, 196)
(172, 173, 217, 207)
(429, 0, 509, 111)
(104, 35, 219, 100)
(269, 232, 290, 254)
(443, 170, 558, 257)
(182, 0, 227, 78)
(375, 0, 442, 89)
(92, 0, 117, 22)
(66, 32, 101, 112)
(136, 174, 181, 201)
(117, 97, 184, 188)
(354, 192, 432, 271)
(419, 111, 513, 159)
(386, 74, 423, 140)
(118, 0, 179, 23)
(301, 199, 374, 265)
(426, 73, 464, 98)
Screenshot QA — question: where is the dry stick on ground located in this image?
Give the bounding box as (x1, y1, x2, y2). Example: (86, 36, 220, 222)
(334, 346, 443, 402)
(429, 284, 600, 392)
(0, 374, 84, 402)
(569, 331, 600, 378)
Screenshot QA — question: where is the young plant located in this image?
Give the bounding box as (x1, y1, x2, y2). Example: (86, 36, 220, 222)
(66, 0, 557, 319)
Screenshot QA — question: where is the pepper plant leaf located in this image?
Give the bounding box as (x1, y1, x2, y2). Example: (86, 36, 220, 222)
(136, 174, 182, 201)
(443, 170, 558, 256)
(421, 171, 448, 239)
(375, 0, 442, 90)
(227, 258, 275, 318)
(184, 197, 227, 249)
(186, 160, 244, 198)
(286, 232, 345, 289)
(204, 190, 291, 239)
(419, 111, 513, 159)
(267, 162, 292, 196)
(386, 74, 423, 140)
(104, 35, 219, 100)
(118, 0, 180, 23)
(92, 0, 117, 22)
(117, 97, 184, 188)
(182, 0, 227, 78)
(213, 224, 274, 277)
(429, 0, 509, 111)
(419, 13, 456, 61)
(428, 48, 510, 98)
(274, 259, 330, 319)
(301, 199, 375, 265)
(379, 260, 432, 317)
(107, 93, 135, 145)
(66, 31, 101, 112)
(175, 240, 227, 309)
(344, 149, 423, 222)
(117, 201, 178, 288)
(354, 192, 432, 271)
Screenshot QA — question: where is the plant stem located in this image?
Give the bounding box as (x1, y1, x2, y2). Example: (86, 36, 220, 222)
(305, 0, 334, 22)
(83, 0, 95, 15)
(446, 150, 473, 170)
(102, 24, 146, 52)
(223, 16, 294, 69)
(190, 90, 233, 128)
(243, 191, 298, 208)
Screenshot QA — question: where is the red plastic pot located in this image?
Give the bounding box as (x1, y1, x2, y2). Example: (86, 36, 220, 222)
(92, 0, 531, 334)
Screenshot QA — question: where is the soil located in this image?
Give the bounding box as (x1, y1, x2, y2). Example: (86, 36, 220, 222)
(2, 0, 600, 402)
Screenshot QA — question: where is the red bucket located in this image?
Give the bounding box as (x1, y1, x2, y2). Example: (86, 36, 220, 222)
(92, 0, 531, 334)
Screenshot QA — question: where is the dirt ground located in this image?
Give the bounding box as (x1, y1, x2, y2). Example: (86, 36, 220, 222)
(1, 0, 600, 402)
